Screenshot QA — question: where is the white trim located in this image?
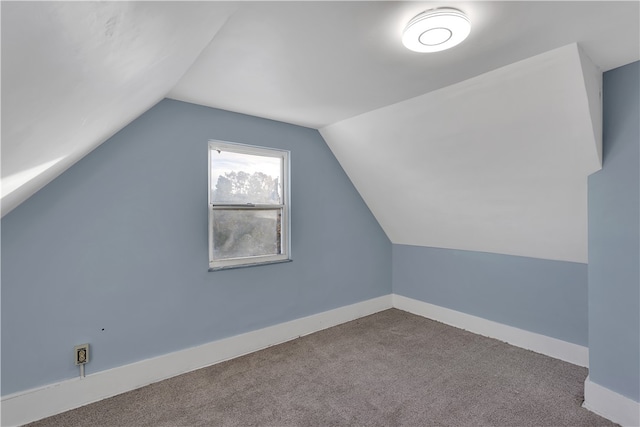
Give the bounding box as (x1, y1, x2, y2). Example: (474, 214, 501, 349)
(0, 295, 392, 427)
(583, 376, 640, 427)
(2, 294, 598, 426)
(207, 140, 291, 270)
(392, 294, 589, 367)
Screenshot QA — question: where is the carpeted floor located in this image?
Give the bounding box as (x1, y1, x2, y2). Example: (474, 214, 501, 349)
(28, 309, 616, 427)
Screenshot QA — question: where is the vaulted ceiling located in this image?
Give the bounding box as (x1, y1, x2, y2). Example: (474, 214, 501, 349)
(2, 1, 639, 262)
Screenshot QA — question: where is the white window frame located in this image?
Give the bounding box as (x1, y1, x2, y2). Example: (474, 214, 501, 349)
(208, 140, 290, 270)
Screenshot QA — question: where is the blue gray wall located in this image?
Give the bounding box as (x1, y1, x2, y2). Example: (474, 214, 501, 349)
(588, 61, 640, 402)
(392, 245, 588, 345)
(1, 99, 391, 396)
(3, 63, 638, 403)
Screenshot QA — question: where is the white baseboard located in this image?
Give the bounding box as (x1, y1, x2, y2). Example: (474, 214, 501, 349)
(1, 293, 600, 426)
(392, 294, 589, 367)
(1, 295, 393, 427)
(583, 376, 640, 427)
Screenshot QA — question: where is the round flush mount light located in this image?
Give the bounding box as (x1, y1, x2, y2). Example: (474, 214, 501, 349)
(402, 8, 471, 53)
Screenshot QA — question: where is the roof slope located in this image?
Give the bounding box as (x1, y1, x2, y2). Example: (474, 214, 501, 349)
(1, 1, 236, 215)
(321, 44, 601, 263)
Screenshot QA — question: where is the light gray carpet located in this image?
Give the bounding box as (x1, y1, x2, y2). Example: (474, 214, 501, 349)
(28, 309, 616, 427)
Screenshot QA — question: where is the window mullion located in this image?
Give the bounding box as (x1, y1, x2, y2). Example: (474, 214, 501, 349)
(211, 204, 284, 210)
(208, 140, 289, 270)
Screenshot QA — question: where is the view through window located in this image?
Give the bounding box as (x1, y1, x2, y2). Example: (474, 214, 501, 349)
(208, 141, 290, 270)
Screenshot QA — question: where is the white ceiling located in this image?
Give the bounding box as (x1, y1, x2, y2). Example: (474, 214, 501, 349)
(2, 1, 639, 262)
(1, 1, 237, 214)
(321, 43, 601, 263)
(170, 1, 640, 128)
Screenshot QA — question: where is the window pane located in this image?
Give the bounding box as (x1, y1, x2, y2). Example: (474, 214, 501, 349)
(212, 209, 281, 260)
(211, 150, 281, 204)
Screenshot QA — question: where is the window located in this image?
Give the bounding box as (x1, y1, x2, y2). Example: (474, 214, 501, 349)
(208, 141, 290, 270)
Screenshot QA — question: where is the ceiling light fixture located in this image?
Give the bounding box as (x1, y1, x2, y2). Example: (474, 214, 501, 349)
(402, 8, 471, 53)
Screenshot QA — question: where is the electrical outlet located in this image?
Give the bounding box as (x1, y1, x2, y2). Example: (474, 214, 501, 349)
(74, 344, 89, 365)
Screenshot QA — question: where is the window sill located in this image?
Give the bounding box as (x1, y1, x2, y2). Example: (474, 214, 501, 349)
(208, 259, 292, 272)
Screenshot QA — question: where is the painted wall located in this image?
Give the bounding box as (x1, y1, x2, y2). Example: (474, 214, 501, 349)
(392, 245, 588, 345)
(588, 61, 640, 402)
(0, 99, 391, 396)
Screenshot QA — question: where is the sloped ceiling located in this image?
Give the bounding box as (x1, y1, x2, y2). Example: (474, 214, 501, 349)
(2, 1, 639, 262)
(1, 1, 237, 215)
(321, 44, 600, 263)
(169, 1, 639, 128)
